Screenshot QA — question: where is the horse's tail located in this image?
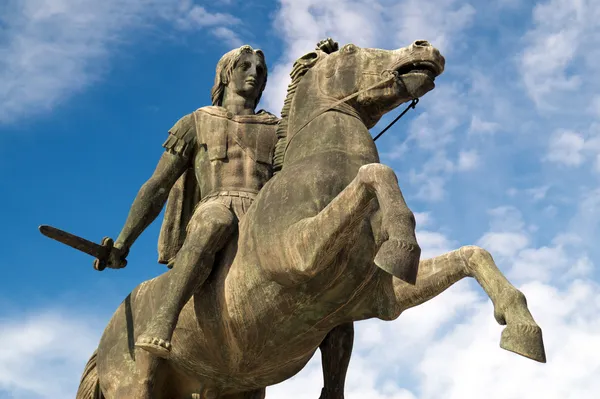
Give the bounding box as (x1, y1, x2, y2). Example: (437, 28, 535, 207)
(76, 349, 104, 399)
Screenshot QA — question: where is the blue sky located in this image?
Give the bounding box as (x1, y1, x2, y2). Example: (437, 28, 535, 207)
(1, 0, 599, 398)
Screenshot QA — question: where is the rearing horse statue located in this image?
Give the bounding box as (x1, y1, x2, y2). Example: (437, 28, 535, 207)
(77, 40, 546, 399)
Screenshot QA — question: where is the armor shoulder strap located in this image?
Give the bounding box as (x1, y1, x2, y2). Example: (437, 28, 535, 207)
(162, 113, 197, 158)
(193, 107, 228, 160)
(255, 109, 281, 125)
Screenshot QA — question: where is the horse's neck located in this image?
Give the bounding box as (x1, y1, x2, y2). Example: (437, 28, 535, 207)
(284, 110, 379, 168)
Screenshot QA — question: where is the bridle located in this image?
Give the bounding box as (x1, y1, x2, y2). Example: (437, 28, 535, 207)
(283, 70, 420, 155)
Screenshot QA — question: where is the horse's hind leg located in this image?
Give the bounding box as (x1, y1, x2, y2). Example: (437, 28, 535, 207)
(112, 350, 168, 399)
(221, 388, 265, 399)
(319, 322, 354, 399)
(391, 246, 546, 363)
(283, 163, 420, 285)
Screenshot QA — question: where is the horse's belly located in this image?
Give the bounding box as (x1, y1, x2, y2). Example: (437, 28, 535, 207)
(168, 342, 319, 393)
(167, 288, 329, 391)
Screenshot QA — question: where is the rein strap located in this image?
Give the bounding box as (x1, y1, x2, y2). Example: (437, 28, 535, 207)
(373, 98, 419, 142)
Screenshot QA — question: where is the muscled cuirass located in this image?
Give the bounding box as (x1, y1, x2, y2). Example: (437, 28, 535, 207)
(192, 106, 279, 199)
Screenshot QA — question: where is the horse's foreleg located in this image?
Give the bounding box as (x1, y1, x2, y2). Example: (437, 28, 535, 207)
(392, 246, 546, 363)
(283, 163, 420, 285)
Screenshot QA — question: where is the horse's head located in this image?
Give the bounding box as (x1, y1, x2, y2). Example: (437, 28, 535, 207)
(312, 40, 445, 128)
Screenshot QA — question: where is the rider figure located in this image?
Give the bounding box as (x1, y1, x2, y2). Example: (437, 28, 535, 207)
(106, 44, 278, 357)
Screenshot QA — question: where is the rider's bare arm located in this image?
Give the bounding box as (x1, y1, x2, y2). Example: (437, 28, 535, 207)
(115, 151, 190, 251)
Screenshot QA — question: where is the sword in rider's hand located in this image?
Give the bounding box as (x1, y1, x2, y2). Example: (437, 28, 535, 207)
(38, 225, 128, 271)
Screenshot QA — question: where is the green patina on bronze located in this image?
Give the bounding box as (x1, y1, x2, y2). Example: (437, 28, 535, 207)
(60, 38, 546, 399)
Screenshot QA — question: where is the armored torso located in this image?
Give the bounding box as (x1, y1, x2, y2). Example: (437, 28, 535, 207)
(159, 107, 280, 264)
(192, 106, 279, 199)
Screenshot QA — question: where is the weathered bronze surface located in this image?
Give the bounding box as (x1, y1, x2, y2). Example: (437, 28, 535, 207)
(61, 38, 545, 399)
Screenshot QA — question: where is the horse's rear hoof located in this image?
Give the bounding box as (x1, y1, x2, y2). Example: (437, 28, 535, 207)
(374, 239, 420, 285)
(500, 323, 547, 363)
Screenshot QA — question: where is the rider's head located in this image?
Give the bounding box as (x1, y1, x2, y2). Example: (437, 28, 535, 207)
(211, 45, 268, 109)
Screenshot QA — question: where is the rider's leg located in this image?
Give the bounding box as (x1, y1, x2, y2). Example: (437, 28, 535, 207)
(136, 200, 236, 357)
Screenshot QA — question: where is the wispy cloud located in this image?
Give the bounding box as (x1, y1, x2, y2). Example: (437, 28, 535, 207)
(0, 0, 243, 125)
(546, 124, 600, 172)
(0, 310, 102, 398)
(519, 0, 600, 111)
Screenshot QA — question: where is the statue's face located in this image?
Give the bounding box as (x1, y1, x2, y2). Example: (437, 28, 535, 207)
(228, 52, 266, 102)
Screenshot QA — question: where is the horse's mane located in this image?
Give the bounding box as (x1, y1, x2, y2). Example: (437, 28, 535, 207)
(273, 52, 322, 174)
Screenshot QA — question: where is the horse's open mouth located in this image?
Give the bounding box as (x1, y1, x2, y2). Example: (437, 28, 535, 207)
(395, 61, 440, 80)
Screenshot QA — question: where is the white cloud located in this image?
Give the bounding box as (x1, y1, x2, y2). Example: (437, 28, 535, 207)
(588, 96, 600, 117)
(545, 124, 600, 172)
(210, 27, 243, 47)
(546, 129, 586, 166)
(477, 231, 530, 258)
(566, 188, 600, 250)
(0, 311, 101, 398)
(413, 212, 432, 228)
(0, 0, 242, 124)
(473, 202, 596, 285)
(519, 0, 600, 110)
(390, 0, 476, 54)
(511, 245, 570, 282)
(380, 141, 410, 162)
(526, 185, 550, 201)
(416, 225, 457, 259)
(416, 278, 600, 399)
(174, 1, 242, 46)
(413, 176, 447, 202)
(456, 150, 479, 171)
(468, 115, 500, 135)
(487, 206, 526, 232)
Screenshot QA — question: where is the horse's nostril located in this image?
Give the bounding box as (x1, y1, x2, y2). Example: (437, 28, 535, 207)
(414, 40, 430, 47)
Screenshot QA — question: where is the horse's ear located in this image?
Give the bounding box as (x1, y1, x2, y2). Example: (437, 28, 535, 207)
(295, 51, 321, 69)
(316, 38, 339, 54)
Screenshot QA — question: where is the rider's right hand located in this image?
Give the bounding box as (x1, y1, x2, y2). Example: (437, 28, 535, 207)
(107, 242, 129, 269)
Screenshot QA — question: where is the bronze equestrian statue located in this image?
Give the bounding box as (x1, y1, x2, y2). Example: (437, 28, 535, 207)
(68, 38, 545, 399)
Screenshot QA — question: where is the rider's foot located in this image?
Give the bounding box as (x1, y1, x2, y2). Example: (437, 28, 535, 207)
(135, 335, 172, 358)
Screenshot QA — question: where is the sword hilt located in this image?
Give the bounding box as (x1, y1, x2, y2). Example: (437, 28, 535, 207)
(93, 237, 113, 271)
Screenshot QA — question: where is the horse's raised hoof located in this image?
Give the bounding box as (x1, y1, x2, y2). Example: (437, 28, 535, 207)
(374, 239, 420, 285)
(135, 336, 172, 358)
(500, 323, 546, 363)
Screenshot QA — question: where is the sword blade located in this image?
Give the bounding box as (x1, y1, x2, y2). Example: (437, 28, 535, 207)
(39, 225, 109, 260)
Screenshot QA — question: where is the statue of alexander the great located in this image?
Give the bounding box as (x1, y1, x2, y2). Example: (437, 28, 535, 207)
(39, 36, 545, 399)
(96, 42, 353, 399)
(103, 44, 278, 357)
